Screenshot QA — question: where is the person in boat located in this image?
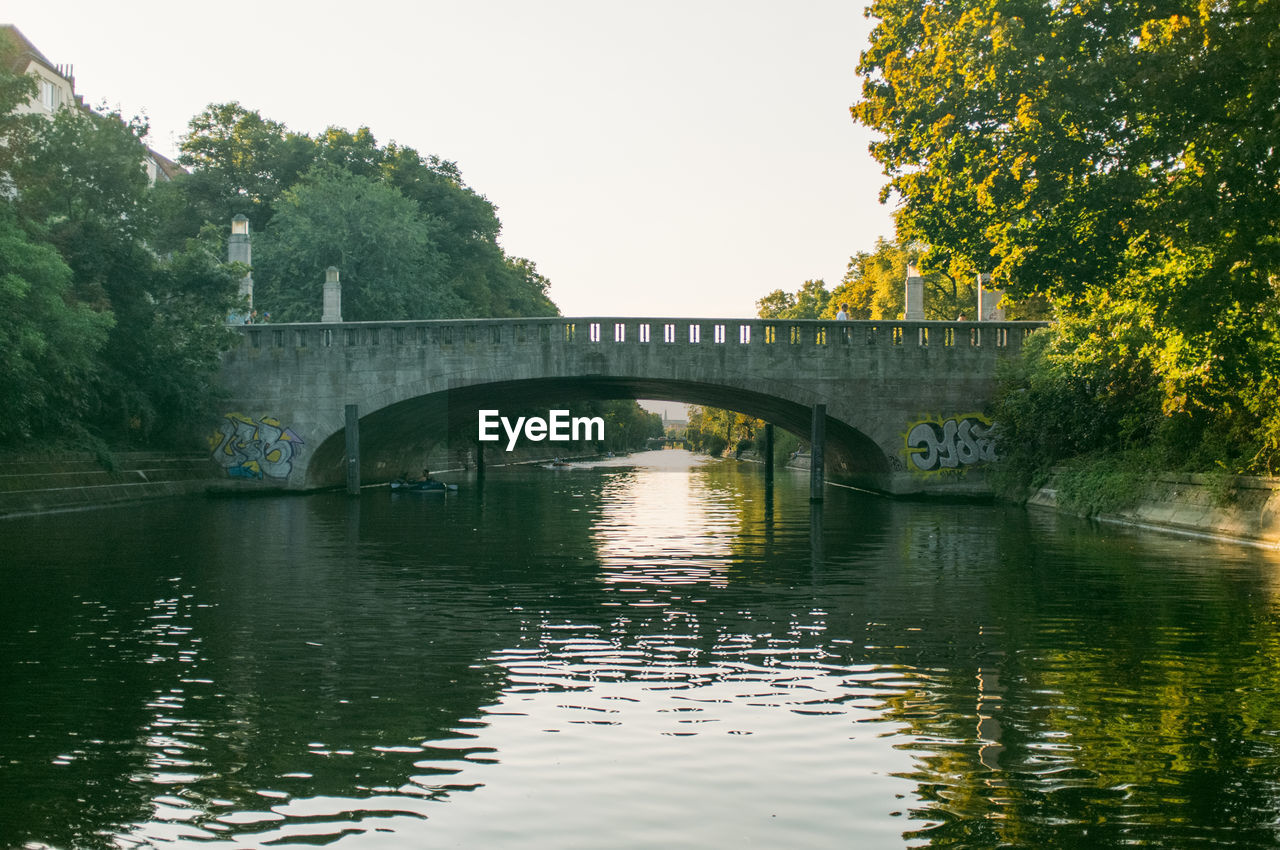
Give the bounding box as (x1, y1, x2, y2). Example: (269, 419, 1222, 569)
(416, 468, 435, 483)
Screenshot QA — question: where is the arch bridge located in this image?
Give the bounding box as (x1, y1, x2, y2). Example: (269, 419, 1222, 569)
(212, 317, 1045, 496)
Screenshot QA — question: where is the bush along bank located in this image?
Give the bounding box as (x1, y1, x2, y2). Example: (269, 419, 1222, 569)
(991, 320, 1280, 547)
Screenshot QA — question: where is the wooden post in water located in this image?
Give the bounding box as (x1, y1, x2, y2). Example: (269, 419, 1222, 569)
(809, 404, 825, 501)
(345, 404, 360, 495)
(764, 423, 775, 480)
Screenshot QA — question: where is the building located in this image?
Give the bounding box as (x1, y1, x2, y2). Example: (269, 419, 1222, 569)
(1, 24, 182, 185)
(1, 24, 80, 117)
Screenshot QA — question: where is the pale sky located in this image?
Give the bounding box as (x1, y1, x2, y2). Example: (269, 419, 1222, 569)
(11, 1, 895, 318)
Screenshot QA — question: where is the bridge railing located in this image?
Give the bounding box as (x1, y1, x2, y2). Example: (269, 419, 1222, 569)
(230, 317, 1049, 354)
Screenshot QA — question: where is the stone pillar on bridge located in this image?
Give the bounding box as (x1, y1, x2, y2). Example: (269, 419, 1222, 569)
(228, 215, 253, 310)
(904, 263, 925, 320)
(322, 266, 343, 323)
(977, 273, 1005, 321)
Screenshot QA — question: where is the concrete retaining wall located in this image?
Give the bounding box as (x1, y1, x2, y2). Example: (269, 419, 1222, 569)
(1029, 472, 1280, 547)
(0, 453, 218, 519)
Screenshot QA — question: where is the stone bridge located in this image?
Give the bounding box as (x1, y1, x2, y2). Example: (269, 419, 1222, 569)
(212, 317, 1045, 496)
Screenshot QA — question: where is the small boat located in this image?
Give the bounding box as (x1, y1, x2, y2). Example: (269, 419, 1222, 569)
(390, 479, 456, 493)
(545, 459, 573, 469)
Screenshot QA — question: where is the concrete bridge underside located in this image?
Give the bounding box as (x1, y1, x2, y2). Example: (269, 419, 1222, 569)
(214, 317, 1044, 496)
(305, 376, 891, 487)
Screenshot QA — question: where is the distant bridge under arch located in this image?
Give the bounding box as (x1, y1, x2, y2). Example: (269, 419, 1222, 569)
(212, 317, 1044, 496)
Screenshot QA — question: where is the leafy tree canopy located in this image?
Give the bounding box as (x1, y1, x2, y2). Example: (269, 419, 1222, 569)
(163, 103, 558, 320)
(756, 279, 832, 319)
(0, 206, 113, 441)
(758, 243, 990, 322)
(856, 0, 1280, 472)
(855, 0, 1280, 308)
(1, 64, 241, 448)
(255, 164, 456, 322)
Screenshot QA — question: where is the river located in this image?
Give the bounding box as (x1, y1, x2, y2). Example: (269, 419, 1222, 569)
(2, 450, 1279, 848)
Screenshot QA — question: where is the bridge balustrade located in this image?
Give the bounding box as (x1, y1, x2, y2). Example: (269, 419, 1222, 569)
(232, 318, 1045, 354)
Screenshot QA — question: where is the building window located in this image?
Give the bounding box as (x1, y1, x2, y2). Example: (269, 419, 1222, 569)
(39, 79, 60, 111)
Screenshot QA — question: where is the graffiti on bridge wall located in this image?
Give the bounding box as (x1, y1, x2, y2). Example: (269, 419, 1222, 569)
(904, 414, 997, 473)
(210, 413, 305, 480)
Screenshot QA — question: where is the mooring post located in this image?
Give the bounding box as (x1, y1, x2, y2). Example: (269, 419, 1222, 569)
(810, 499, 825, 571)
(345, 403, 360, 495)
(764, 423, 775, 479)
(809, 404, 825, 501)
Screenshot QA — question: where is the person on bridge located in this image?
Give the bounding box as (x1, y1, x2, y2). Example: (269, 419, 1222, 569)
(835, 303, 850, 321)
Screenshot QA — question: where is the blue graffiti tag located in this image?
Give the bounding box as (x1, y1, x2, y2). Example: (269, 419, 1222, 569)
(211, 413, 305, 480)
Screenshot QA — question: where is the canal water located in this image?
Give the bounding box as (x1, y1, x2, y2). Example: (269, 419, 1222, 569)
(2, 450, 1280, 849)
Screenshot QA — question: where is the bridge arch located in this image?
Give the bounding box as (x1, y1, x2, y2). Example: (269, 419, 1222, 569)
(305, 376, 891, 488)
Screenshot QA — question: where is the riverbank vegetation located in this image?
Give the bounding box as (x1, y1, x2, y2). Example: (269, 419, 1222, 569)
(852, 0, 1280, 495)
(684, 407, 802, 466)
(1, 65, 240, 450)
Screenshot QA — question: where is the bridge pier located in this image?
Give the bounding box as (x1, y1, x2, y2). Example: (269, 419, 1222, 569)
(345, 404, 360, 495)
(809, 404, 825, 501)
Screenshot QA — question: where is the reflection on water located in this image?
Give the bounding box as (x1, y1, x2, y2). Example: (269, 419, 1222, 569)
(592, 453, 737, 591)
(2, 450, 1280, 848)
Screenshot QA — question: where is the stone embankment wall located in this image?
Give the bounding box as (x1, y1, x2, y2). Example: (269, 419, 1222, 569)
(0, 454, 218, 519)
(1029, 472, 1280, 547)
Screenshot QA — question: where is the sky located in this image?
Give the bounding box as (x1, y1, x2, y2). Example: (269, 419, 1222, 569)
(11, 1, 896, 319)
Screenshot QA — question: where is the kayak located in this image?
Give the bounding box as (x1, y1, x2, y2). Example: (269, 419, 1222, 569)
(390, 480, 456, 493)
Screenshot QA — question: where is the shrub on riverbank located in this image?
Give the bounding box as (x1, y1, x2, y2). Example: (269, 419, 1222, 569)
(992, 315, 1280, 506)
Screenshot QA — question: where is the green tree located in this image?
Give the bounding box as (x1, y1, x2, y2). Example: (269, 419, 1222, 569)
(380, 142, 555, 317)
(254, 165, 457, 321)
(755, 289, 797, 319)
(172, 102, 316, 229)
(7, 106, 153, 252)
(856, 0, 1280, 470)
(756, 279, 831, 319)
(825, 239, 915, 319)
(113, 231, 242, 443)
(163, 106, 559, 320)
(686, 406, 763, 456)
(2, 76, 241, 447)
(0, 207, 112, 441)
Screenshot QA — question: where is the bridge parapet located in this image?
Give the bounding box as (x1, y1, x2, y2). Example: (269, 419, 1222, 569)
(231, 316, 1045, 356)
